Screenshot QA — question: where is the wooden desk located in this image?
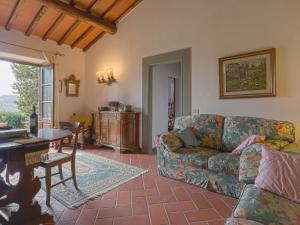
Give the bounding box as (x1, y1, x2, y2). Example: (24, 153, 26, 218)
(0, 129, 71, 225)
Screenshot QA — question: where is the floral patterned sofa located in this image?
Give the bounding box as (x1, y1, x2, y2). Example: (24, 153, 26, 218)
(156, 114, 300, 225)
(155, 114, 296, 198)
(225, 184, 300, 225)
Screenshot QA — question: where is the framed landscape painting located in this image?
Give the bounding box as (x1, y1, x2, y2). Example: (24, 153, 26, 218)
(219, 48, 276, 99)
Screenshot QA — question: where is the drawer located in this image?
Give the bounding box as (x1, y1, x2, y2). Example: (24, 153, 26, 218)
(100, 112, 119, 120)
(120, 113, 136, 120)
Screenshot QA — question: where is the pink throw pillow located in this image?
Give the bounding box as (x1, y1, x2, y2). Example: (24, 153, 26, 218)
(255, 146, 300, 203)
(232, 135, 266, 154)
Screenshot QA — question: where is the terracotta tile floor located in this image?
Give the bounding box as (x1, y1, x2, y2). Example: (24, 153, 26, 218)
(36, 147, 238, 225)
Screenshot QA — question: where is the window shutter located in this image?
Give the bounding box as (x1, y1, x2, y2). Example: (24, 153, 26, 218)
(39, 65, 54, 128)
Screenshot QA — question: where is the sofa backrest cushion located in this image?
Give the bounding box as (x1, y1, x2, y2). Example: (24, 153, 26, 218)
(174, 116, 193, 130)
(222, 116, 295, 151)
(192, 114, 225, 149)
(174, 114, 225, 150)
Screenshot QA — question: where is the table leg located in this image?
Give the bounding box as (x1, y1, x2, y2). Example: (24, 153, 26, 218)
(0, 150, 53, 225)
(0, 161, 9, 198)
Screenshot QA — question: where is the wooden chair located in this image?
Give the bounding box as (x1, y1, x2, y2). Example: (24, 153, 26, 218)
(69, 114, 94, 149)
(40, 122, 81, 206)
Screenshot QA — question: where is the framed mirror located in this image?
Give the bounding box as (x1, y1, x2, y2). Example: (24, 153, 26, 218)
(64, 74, 80, 97)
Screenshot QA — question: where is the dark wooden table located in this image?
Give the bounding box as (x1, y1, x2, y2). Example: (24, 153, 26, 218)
(0, 128, 72, 225)
(38, 128, 72, 153)
(38, 128, 72, 142)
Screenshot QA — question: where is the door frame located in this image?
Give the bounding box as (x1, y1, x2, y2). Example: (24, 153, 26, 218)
(142, 48, 191, 154)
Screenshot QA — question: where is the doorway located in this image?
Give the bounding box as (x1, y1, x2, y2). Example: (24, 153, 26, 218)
(0, 59, 54, 129)
(151, 62, 182, 148)
(142, 48, 191, 153)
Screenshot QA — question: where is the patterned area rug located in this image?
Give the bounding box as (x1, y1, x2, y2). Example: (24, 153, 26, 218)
(34, 152, 148, 208)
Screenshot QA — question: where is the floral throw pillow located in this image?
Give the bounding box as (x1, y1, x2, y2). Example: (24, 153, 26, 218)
(160, 133, 183, 151)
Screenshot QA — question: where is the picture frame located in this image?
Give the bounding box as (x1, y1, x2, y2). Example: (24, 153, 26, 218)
(64, 74, 80, 97)
(219, 48, 276, 99)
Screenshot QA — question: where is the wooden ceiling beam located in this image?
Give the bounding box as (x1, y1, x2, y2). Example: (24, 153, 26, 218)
(25, 5, 48, 36)
(83, 31, 105, 51)
(115, 0, 142, 23)
(34, 0, 116, 34)
(57, 19, 80, 45)
(43, 13, 64, 40)
(69, 0, 76, 6)
(71, 25, 94, 48)
(100, 0, 121, 18)
(83, 0, 143, 51)
(86, 0, 98, 13)
(5, 0, 22, 30)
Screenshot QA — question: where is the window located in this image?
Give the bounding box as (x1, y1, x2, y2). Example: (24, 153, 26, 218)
(0, 59, 39, 128)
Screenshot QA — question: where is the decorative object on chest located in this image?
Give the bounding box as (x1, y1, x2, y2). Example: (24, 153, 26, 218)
(94, 111, 140, 153)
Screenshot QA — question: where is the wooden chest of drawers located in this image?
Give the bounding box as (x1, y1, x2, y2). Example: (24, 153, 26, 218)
(95, 111, 140, 153)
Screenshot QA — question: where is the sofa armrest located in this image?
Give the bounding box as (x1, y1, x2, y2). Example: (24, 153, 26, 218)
(225, 218, 264, 225)
(159, 133, 183, 152)
(239, 143, 263, 184)
(239, 142, 299, 184)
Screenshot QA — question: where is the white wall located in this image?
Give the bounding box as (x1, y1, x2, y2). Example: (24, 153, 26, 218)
(152, 62, 181, 146)
(0, 27, 86, 121)
(85, 0, 300, 142)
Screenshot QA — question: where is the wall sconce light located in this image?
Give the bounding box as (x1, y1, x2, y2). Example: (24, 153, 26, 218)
(96, 68, 117, 85)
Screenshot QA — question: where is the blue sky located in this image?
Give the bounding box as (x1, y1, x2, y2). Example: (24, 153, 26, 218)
(0, 60, 16, 96)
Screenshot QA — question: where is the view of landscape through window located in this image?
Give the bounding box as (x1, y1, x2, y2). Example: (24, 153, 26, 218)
(0, 60, 38, 128)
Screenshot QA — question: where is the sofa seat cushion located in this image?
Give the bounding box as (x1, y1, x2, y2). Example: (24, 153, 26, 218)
(208, 153, 240, 176)
(185, 169, 244, 198)
(165, 147, 220, 169)
(232, 184, 300, 225)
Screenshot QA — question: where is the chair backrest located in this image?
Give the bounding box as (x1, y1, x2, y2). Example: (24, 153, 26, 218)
(59, 121, 82, 158)
(69, 114, 93, 129)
